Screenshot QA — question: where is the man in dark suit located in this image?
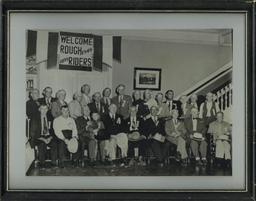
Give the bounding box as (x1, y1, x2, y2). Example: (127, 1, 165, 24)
(102, 104, 128, 166)
(124, 106, 147, 161)
(184, 107, 207, 165)
(141, 106, 166, 166)
(26, 89, 57, 168)
(132, 90, 149, 118)
(101, 87, 112, 115)
(111, 84, 132, 119)
(88, 92, 105, 116)
(75, 105, 98, 165)
(164, 90, 181, 117)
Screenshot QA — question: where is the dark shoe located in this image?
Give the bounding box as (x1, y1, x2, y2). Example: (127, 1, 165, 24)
(59, 161, 64, 168)
(202, 159, 207, 166)
(39, 163, 46, 170)
(72, 160, 79, 168)
(196, 160, 202, 166)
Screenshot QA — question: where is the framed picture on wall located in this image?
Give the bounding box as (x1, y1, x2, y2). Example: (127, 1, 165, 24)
(134, 67, 162, 90)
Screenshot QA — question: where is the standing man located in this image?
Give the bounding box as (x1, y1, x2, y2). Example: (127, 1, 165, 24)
(155, 92, 171, 119)
(68, 92, 83, 119)
(208, 112, 232, 167)
(51, 89, 68, 118)
(184, 108, 207, 166)
(80, 84, 92, 107)
(38, 86, 56, 123)
(164, 90, 181, 116)
(179, 95, 192, 119)
(132, 90, 148, 118)
(189, 93, 200, 109)
(101, 87, 112, 115)
(111, 84, 132, 119)
(88, 92, 105, 116)
(199, 92, 220, 126)
(53, 105, 79, 168)
(102, 104, 128, 166)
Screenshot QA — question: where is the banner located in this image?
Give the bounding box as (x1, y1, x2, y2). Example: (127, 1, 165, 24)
(58, 32, 96, 71)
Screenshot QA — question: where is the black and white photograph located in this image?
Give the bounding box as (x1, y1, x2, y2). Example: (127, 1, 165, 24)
(25, 29, 233, 177)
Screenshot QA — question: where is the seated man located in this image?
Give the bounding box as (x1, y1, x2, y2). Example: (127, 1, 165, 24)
(102, 104, 128, 166)
(53, 105, 79, 168)
(36, 104, 58, 168)
(141, 106, 166, 167)
(208, 112, 232, 167)
(124, 106, 147, 164)
(26, 89, 57, 169)
(184, 107, 207, 166)
(165, 109, 188, 165)
(75, 106, 98, 166)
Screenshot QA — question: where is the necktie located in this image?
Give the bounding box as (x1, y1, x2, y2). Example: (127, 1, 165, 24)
(168, 101, 172, 111)
(43, 117, 48, 135)
(96, 103, 100, 112)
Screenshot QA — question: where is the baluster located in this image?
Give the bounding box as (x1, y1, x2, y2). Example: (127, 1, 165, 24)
(221, 88, 226, 111)
(217, 91, 222, 111)
(225, 85, 229, 108)
(229, 83, 232, 106)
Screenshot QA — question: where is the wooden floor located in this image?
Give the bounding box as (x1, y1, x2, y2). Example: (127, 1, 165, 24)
(27, 160, 232, 176)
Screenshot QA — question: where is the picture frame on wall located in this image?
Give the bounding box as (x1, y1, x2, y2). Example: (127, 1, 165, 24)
(134, 67, 161, 90)
(1, 0, 255, 201)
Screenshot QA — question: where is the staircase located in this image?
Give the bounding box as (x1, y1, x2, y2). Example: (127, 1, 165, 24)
(176, 62, 232, 123)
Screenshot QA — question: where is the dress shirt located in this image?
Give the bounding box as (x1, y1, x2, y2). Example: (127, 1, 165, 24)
(192, 118, 197, 131)
(53, 116, 78, 140)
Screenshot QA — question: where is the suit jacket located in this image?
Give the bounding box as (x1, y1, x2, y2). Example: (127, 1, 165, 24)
(38, 96, 57, 122)
(164, 100, 181, 116)
(111, 95, 132, 119)
(184, 117, 207, 138)
(157, 103, 171, 119)
(51, 100, 68, 118)
(123, 116, 144, 134)
(26, 99, 41, 141)
(88, 101, 105, 116)
(132, 99, 150, 118)
(75, 116, 94, 140)
(100, 97, 111, 115)
(180, 103, 193, 120)
(80, 94, 91, 107)
(165, 118, 187, 141)
(141, 117, 165, 138)
(102, 113, 125, 138)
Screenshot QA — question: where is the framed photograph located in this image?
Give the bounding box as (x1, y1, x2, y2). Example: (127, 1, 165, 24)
(134, 68, 162, 90)
(1, 0, 255, 200)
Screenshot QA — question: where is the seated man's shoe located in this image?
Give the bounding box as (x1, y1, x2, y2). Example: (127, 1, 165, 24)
(196, 159, 202, 166)
(202, 158, 207, 166)
(39, 163, 46, 170)
(59, 161, 65, 168)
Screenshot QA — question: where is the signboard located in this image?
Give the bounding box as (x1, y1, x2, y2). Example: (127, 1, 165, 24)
(58, 32, 96, 71)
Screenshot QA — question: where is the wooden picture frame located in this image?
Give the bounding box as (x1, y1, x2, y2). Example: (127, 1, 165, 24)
(134, 67, 162, 90)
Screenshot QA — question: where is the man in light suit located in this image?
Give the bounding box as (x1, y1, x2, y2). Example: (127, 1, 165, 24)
(111, 84, 132, 119)
(165, 109, 188, 165)
(184, 108, 207, 166)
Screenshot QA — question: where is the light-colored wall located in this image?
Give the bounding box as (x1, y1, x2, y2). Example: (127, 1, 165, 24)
(112, 39, 232, 98)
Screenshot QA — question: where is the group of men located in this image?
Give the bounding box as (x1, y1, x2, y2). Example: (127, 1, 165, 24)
(26, 83, 232, 169)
